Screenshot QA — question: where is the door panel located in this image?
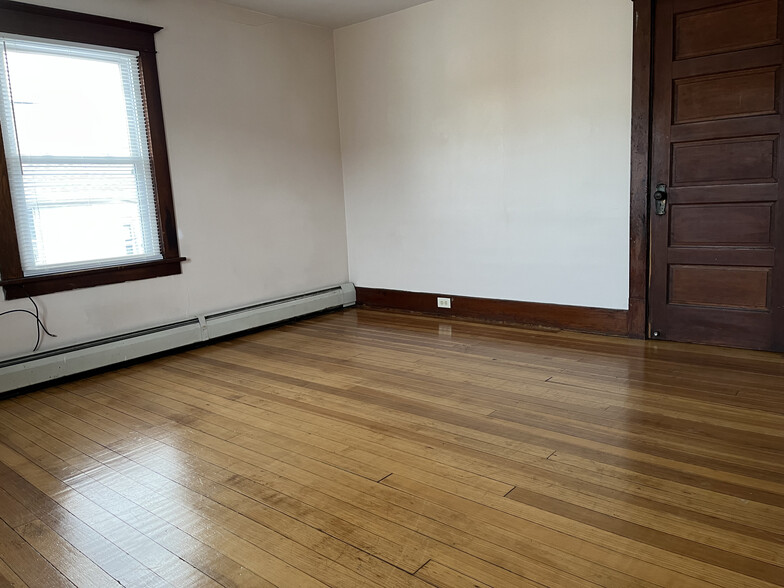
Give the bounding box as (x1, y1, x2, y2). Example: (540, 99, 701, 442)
(668, 265, 770, 309)
(674, 0, 778, 59)
(669, 204, 774, 245)
(674, 68, 778, 124)
(649, 0, 784, 350)
(671, 137, 777, 184)
(662, 305, 775, 348)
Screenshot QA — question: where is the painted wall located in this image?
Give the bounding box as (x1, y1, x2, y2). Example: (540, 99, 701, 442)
(0, 0, 349, 359)
(335, 0, 634, 310)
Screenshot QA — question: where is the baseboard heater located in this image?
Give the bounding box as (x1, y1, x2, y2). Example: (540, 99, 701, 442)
(0, 283, 356, 394)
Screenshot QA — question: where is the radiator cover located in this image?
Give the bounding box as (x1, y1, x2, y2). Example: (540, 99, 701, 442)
(0, 283, 355, 394)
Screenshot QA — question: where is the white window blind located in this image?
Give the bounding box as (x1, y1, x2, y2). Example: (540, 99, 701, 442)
(0, 35, 162, 276)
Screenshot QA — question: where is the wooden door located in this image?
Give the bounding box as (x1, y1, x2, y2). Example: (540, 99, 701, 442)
(649, 0, 784, 351)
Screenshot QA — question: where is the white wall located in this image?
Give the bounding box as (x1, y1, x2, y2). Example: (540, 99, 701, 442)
(0, 0, 349, 360)
(335, 0, 633, 309)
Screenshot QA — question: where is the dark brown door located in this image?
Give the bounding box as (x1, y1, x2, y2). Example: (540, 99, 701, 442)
(649, 0, 784, 351)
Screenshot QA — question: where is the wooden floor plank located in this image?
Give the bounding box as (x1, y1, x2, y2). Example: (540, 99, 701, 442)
(0, 518, 73, 588)
(15, 519, 120, 588)
(415, 560, 494, 588)
(146, 355, 783, 536)
(123, 366, 516, 496)
(6, 398, 382, 588)
(169, 349, 784, 502)
(0, 308, 782, 587)
(242, 328, 784, 430)
(0, 444, 201, 588)
(505, 485, 783, 585)
(128, 357, 783, 567)
(102, 400, 596, 586)
(265, 330, 784, 438)
(0, 555, 28, 587)
(14, 386, 434, 588)
(117, 403, 738, 586)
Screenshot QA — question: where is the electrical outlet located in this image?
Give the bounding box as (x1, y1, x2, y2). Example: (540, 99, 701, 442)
(437, 297, 451, 309)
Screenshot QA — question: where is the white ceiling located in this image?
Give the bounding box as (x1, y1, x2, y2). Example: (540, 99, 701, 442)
(222, 0, 434, 29)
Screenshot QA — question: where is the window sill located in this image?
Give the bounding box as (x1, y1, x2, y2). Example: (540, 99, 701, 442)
(0, 257, 185, 300)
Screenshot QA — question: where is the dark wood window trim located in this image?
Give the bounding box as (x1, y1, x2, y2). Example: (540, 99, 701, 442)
(628, 0, 653, 339)
(0, 0, 182, 300)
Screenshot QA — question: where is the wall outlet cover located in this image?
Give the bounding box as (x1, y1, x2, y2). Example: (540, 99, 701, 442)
(437, 297, 451, 309)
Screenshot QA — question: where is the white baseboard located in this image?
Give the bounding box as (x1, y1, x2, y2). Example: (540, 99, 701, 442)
(0, 283, 355, 394)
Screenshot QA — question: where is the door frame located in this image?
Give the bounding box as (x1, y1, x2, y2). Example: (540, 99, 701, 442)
(628, 0, 654, 339)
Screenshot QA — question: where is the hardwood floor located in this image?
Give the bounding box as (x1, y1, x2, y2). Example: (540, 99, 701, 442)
(0, 308, 782, 587)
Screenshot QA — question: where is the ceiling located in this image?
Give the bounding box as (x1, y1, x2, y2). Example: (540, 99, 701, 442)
(222, 0, 434, 29)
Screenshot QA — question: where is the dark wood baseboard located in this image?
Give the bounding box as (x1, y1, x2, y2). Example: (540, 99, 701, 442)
(355, 287, 629, 336)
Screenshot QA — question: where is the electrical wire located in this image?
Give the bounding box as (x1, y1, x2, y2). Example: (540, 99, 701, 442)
(0, 296, 57, 352)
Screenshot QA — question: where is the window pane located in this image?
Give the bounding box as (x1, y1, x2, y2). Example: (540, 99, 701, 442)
(21, 163, 152, 268)
(0, 37, 162, 275)
(6, 49, 132, 158)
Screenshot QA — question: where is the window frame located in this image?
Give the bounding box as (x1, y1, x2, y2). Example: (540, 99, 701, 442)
(0, 0, 183, 300)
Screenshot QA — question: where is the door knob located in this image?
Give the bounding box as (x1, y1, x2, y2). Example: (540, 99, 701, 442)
(654, 184, 667, 216)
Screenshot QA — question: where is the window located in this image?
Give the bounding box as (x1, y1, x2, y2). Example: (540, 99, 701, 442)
(0, 2, 182, 300)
